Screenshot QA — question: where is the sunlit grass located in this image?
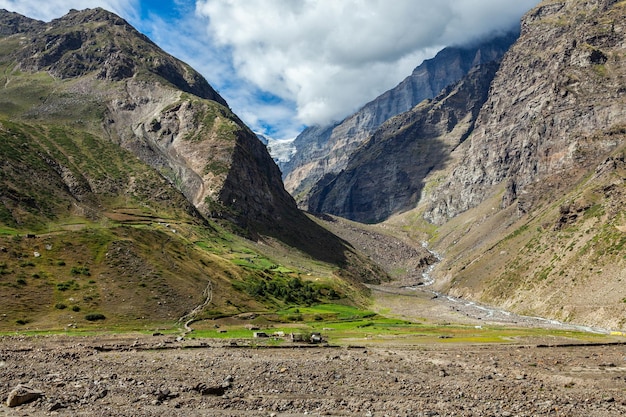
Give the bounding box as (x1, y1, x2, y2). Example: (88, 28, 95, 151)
(181, 303, 610, 345)
(2, 301, 611, 345)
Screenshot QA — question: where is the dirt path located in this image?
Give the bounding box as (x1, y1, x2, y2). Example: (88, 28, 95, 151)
(178, 279, 213, 334)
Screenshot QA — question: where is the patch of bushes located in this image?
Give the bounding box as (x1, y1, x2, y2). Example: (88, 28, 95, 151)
(234, 276, 340, 305)
(56, 280, 79, 291)
(287, 314, 303, 322)
(85, 313, 106, 321)
(70, 266, 90, 276)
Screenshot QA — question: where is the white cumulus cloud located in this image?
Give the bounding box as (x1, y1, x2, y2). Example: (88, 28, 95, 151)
(0, 0, 540, 139)
(195, 0, 539, 127)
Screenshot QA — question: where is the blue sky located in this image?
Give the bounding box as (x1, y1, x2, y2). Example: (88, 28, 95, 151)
(0, 0, 539, 139)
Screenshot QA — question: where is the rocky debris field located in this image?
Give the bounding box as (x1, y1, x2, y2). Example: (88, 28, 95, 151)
(315, 215, 436, 286)
(1, 335, 625, 416)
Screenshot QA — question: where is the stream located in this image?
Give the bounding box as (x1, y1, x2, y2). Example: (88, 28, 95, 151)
(391, 243, 611, 335)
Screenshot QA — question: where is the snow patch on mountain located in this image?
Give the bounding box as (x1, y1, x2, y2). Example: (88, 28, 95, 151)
(257, 133, 297, 164)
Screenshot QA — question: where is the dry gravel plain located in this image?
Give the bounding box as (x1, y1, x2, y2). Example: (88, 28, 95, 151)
(1, 334, 626, 416)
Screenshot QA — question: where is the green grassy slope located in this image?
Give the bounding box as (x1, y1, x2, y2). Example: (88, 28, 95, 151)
(0, 117, 363, 332)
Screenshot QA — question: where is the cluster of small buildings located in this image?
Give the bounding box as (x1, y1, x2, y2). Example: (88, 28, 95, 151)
(252, 330, 323, 343)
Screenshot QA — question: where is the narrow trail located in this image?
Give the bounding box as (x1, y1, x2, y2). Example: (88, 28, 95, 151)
(177, 279, 213, 335)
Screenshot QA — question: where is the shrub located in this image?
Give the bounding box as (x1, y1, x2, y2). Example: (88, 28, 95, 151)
(287, 314, 303, 322)
(55, 303, 67, 310)
(56, 280, 79, 291)
(85, 313, 106, 321)
(71, 266, 90, 276)
(72, 305, 80, 312)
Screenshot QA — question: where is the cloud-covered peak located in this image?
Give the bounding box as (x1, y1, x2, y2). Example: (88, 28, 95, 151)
(196, 0, 538, 127)
(0, 0, 539, 139)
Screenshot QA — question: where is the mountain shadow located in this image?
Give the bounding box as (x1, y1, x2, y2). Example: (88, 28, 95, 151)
(308, 62, 500, 223)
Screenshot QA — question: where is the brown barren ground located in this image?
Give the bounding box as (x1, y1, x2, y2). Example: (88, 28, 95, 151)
(1, 335, 626, 416)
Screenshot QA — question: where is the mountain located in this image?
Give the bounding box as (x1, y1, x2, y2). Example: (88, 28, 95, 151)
(308, 62, 500, 223)
(281, 30, 519, 207)
(0, 8, 385, 330)
(425, 0, 625, 225)
(387, 0, 625, 329)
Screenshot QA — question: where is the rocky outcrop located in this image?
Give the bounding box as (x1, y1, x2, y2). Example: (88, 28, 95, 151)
(424, 0, 626, 224)
(9, 8, 225, 104)
(6, 384, 43, 407)
(308, 63, 500, 223)
(0, 9, 44, 35)
(282, 31, 519, 207)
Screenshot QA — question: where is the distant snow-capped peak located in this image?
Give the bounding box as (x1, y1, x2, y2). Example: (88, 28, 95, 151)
(256, 133, 297, 163)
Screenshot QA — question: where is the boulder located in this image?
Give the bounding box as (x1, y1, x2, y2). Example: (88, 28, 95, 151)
(6, 384, 43, 407)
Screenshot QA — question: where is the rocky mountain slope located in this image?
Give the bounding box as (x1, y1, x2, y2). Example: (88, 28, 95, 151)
(0, 7, 377, 258)
(0, 8, 386, 330)
(387, 0, 626, 330)
(281, 31, 519, 206)
(308, 62, 500, 223)
(424, 0, 626, 225)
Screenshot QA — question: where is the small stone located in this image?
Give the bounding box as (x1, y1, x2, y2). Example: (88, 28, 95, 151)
(48, 402, 65, 412)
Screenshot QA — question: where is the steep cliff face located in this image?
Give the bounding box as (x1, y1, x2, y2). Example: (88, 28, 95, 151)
(282, 31, 518, 207)
(308, 63, 500, 223)
(425, 0, 626, 224)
